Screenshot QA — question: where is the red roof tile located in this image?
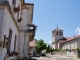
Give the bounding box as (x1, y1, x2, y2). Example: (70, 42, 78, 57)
(58, 35, 80, 48)
(29, 39, 37, 47)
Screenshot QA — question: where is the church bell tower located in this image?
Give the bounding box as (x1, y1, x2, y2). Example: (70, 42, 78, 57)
(52, 26, 63, 49)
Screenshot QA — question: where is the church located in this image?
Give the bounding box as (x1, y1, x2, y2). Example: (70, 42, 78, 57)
(52, 26, 80, 50)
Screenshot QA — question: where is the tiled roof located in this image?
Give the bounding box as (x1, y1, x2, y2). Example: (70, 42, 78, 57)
(29, 39, 37, 47)
(65, 35, 80, 42)
(59, 35, 80, 48)
(58, 36, 80, 42)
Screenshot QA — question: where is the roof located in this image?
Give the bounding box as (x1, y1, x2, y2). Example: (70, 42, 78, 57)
(29, 39, 37, 47)
(52, 27, 63, 33)
(58, 35, 80, 48)
(58, 35, 80, 43)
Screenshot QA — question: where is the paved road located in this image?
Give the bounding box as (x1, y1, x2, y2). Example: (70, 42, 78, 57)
(32, 56, 55, 60)
(48, 55, 76, 60)
(32, 55, 77, 60)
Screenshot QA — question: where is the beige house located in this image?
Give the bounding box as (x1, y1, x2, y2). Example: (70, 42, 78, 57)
(29, 39, 37, 57)
(0, 0, 37, 60)
(61, 35, 80, 50)
(52, 26, 80, 50)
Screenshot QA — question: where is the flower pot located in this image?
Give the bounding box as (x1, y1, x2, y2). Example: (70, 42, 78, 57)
(14, 7, 20, 12)
(17, 17, 23, 22)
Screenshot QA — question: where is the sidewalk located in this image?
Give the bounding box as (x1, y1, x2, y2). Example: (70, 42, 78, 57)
(77, 59, 80, 60)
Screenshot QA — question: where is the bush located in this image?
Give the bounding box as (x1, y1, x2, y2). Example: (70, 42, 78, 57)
(78, 56, 80, 59)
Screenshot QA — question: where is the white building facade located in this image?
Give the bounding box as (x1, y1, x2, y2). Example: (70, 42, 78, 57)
(0, 0, 36, 60)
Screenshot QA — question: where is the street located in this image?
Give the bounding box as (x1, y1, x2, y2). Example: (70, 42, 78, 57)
(32, 55, 77, 60)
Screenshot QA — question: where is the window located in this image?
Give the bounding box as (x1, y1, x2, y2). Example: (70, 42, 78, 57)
(3, 35, 8, 48)
(3, 35, 6, 48)
(12, 0, 16, 7)
(7, 29, 12, 54)
(14, 36, 17, 51)
(70, 43, 71, 46)
(60, 31, 61, 35)
(17, 11, 19, 18)
(57, 31, 58, 35)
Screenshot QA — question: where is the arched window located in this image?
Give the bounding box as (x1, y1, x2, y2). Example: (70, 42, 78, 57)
(12, 0, 16, 7)
(60, 31, 61, 35)
(57, 31, 58, 35)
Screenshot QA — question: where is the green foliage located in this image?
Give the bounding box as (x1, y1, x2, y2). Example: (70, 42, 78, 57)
(78, 56, 80, 59)
(51, 47, 54, 52)
(53, 49, 65, 52)
(46, 45, 51, 53)
(65, 49, 69, 51)
(74, 48, 80, 50)
(59, 49, 65, 52)
(35, 39, 47, 53)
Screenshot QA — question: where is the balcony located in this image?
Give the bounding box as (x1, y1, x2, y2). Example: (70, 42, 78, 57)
(19, 24, 37, 42)
(27, 24, 36, 27)
(27, 24, 37, 42)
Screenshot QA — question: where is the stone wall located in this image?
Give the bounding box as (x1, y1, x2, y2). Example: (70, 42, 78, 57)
(52, 51, 67, 56)
(52, 50, 78, 58)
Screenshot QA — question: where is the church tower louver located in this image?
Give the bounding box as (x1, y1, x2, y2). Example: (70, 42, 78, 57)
(52, 26, 63, 49)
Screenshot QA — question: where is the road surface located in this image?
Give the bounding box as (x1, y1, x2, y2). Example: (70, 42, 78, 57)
(32, 55, 77, 60)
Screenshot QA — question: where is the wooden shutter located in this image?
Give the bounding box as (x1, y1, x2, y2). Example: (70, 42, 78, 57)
(14, 36, 17, 51)
(3, 35, 6, 48)
(7, 29, 12, 54)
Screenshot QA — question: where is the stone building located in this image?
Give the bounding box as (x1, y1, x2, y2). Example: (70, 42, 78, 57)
(0, 0, 37, 60)
(52, 26, 80, 50)
(29, 39, 37, 57)
(52, 26, 63, 49)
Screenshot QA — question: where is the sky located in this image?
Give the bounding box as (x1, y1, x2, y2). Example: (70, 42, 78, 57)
(25, 0, 80, 44)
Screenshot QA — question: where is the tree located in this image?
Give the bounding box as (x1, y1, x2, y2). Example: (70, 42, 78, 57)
(46, 45, 51, 53)
(35, 39, 47, 54)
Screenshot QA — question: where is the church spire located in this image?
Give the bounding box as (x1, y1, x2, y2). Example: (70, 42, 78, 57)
(57, 24, 58, 29)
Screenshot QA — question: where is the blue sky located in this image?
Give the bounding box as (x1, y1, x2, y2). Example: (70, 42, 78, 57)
(25, 0, 80, 44)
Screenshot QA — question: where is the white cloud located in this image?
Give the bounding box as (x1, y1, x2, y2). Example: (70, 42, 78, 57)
(75, 27, 80, 35)
(49, 40, 52, 43)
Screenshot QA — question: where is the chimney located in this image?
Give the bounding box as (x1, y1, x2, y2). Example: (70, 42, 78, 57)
(73, 35, 75, 38)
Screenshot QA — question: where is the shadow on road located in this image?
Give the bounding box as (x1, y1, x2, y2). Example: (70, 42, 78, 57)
(45, 56, 51, 58)
(32, 59, 37, 60)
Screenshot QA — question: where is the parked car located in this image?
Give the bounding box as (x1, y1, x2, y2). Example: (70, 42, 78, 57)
(41, 52, 46, 56)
